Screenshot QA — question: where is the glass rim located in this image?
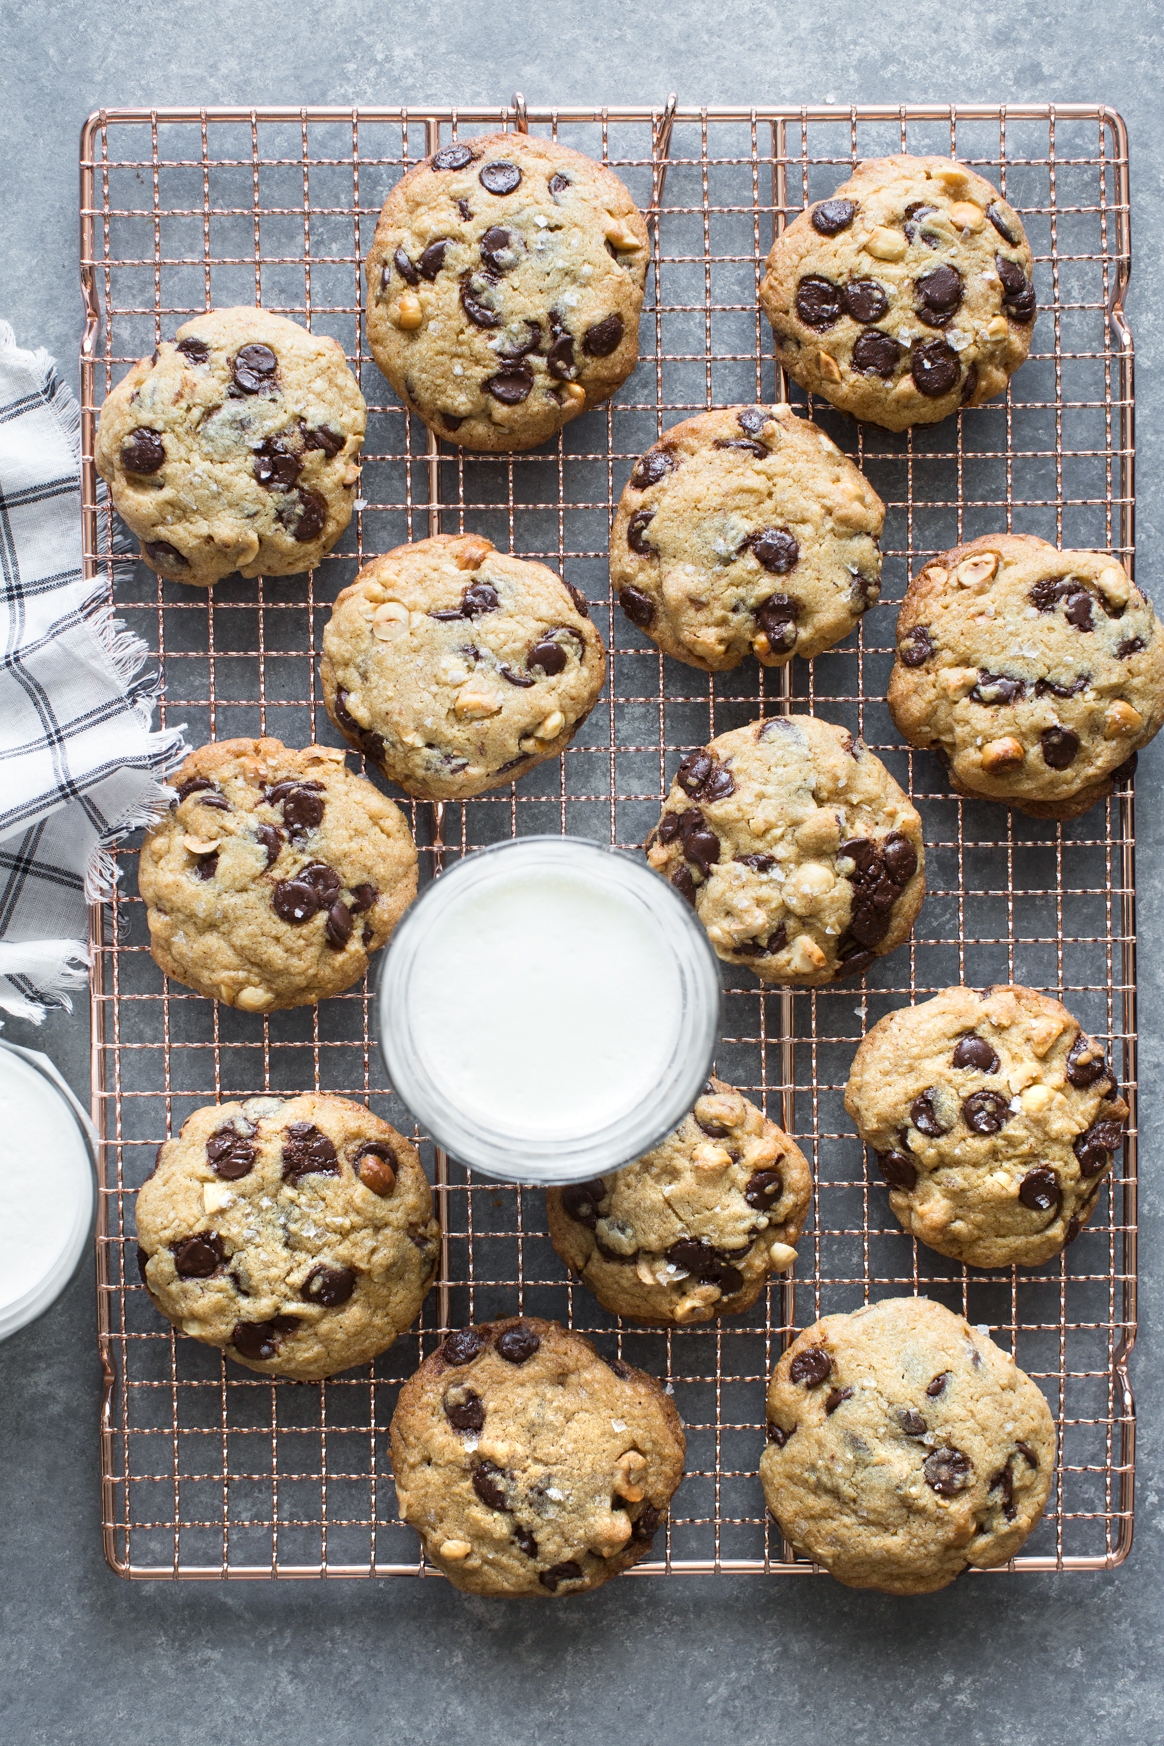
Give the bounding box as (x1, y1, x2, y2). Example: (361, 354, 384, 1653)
(375, 835, 723, 1185)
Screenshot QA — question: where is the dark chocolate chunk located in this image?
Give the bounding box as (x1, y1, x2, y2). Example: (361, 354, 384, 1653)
(754, 592, 799, 653)
(483, 363, 534, 404)
(418, 239, 449, 280)
(172, 1232, 224, 1278)
(1035, 675, 1089, 699)
(737, 406, 770, 437)
(459, 270, 502, 328)
(333, 688, 386, 764)
(619, 585, 655, 629)
(825, 1386, 854, 1415)
(961, 363, 979, 405)
(1117, 636, 1145, 659)
(735, 852, 775, 872)
(903, 201, 940, 246)
(631, 449, 677, 490)
(911, 338, 960, 397)
(789, 1347, 833, 1387)
(924, 1446, 973, 1495)
(271, 783, 325, 835)
(952, 1033, 1000, 1073)
(1040, 726, 1080, 769)
(851, 329, 902, 378)
(231, 343, 278, 394)
(996, 255, 1037, 322)
(898, 1408, 927, 1437)
(463, 580, 500, 617)
(833, 940, 876, 978)
(630, 1503, 662, 1542)
(176, 336, 210, 364)
(626, 508, 656, 556)
(545, 311, 576, 381)
(281, 1120, 339, 1184)
(144, 540, 189, 572)
(911, 1091, 950, 1137)
(444, 1385, 485, 1433)
(324, 901, 353, 949)
(962, 1089, 1011, 1135)
(191, 851, 218, 881)
(671, 865, 697, 904)
(136, 1245, 151, 1286)
(442, 1328, 486, 1366)
(1016, 1440, 1039, 1468)
(480, 161, 521, 195)
(528, 634, 569, 675)
(714, 438, 768, 459)
(231, 1315, 299, 1362)
(271, 861, 341, 924)
(766, 1423, 794, 1448)
(1019, 1167, 1062, 1214)
(899, 624, 935, 667)
(841, 279, 889, 324)
(276, 486, 327, 543)
(991, 1458, 1018, 1520)
(561, 1179, 606, 1228)
(748, 527, 800, 575)
(877, 1149, 917, 1192)
(987, 202, 1020, 246)
(206, 1126, 256, 1180)
(478, 225, 518, 273)
(432, 144, 475, 171)
(562, 578, 590, 618)
(472, 1460, 510, 1510)
(795, 275, 843, 329)
(1067, 1032, 1109, 1089)
(927, 1372, 949, 1397)
(496, 1323, 541, 1365)
(882, 832, 918, 887)
(121, 428, 166, 474)
(583, 313, 624, 356)
(811, 199, 856, 236)
(513, 1525, 539, 1558)
(1074, 1115, 1124, 1177)
(302, 1264, 356, 1307)
(539, 1560, 583, 1591)
(665, 1238, 743, 1295)
(393, 247, 420, 286)
(1029, 576, 1094, 630)
(970, 672, 1026, 706)
(253, 438, 302, 492)
(914, 264, 964, 328)
(548, 172, 571, 197)
(744, 1169, 784, 1209)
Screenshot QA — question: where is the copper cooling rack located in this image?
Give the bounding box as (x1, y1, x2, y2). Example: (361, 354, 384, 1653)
(80, 101, 1137, 1579)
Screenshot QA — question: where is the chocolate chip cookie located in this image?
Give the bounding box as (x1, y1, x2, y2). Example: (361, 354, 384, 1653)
(138, 738, 417, 1011)
(610, 405, 884, 670)
(645, 714, 925, 985)
(760, 1295, 1056, 1593)
(759, 156, 1036, 431)
(546, 1077, 813, 1324)
(365, 133, 649, 452)
(94, 307, 366, 586)
(321, 532, 606, 800)
(136, 1093, 439, 1381)
(888, 533, 1164, 820)
(389, 1317, 685, 1595)
(845, 984, 1127, 1268)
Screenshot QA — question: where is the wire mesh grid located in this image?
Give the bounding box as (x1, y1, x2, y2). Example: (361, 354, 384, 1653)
(80, 101, 1137, 1580)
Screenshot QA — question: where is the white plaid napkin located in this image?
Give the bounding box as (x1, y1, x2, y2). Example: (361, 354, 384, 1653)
(0, 320, 185, 1022)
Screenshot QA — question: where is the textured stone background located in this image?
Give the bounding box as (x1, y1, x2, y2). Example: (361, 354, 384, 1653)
(2, 5, 1162, 1741)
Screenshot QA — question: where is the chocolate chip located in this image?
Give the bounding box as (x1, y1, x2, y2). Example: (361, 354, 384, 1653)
(953, 1033, 1000, 1073)
(904, 201, 940, 246)
(175, 776, 215, 803)
(548, 172, 570, 197)
(302, 1264, 356, 1307)
(748, 528, 799, 575)
(1035, 675, 1089, 699)
(484, 362, 534, 404)
(1118, 637, 1145, 659)
(681, 823, 720, 877)
(811, 199, 856, 236)
(513, 1525, 539, 1558)
(882, 832, 918, 887)
(393, 247, 420, 286)
(444, 1385, 485, 1433)
(528, 634, 569, 675)
(442, 1328, 486, 1366)
(544, 310, 576, 380)
(472, 1460, 510, 1510)
(970, 672, 1026, 706)
(333, 688, 386, 764)
(272, 861, 340, 924)
(561, 578, 590, 618)
(231, 343, 278, 394)
(462, 580, 500, 616)
(961, 363, 979, 405)
(1028, 577, 1093, 630)
(666, 1238, 743, 1294)
(539, 1560, 583, 1591)
(631, 1503, 662, 1543)
(418, 239, 449, 279)
(1019, 1167, 1062, 1214)
(121, 428, 166, 474)
(996, 255, 1037, 322)
(1016, 1440, 1039, 1469)
(354, 1142, 396, 1196)
(877, 1149, 917, 1191)
(1067, 1032, 1109, 1090)
(736, 921, 788, 958)
(833, 941, 876, 978)
(583, 313, 625, 356)
(852, 330, 902, 378)
(911, 339, 960, 397)
(324, 902, 353, 949)
(206, 1126, 256, 1180)
(631, 449, 676, 490)
(744, 1169, 784, 1209)
(277, 486, 327, 543)
(476, 226, 515, 274)
(480, 160, 521, 195)
(196, 793, 231, 812)
(626, 508, 656, 557)
(614, 587, 655, 640)
(735, 852, 775, 872)
(910, 1091, 949, 1137)
(915, 264, 963, 327)
(987, 202, 1020, 245)
(275, 785, 325, 835)
(677, 751, 712, 794)
(789, 1348, 832, 1387)
(561, 1179, 606, 1228)
(144, 539, 188, 572)
(991, 1459, 1018, 1520)
(281, 1121, 339, 1184)
(795, 275, 842, 329)
(899, 624, 935, 666)
(459, 270, 502, 328)
(715, 438, 768, 459)
(231, 1316, 299, 1362)
(842, 280, 889, 324)
(496, 1323, 541, 1364)
(898, 1408, 927, 1437)
(433, 143, 475, 171)
(1039, 726, 1079, 769)
(176, 336, 210, 364)
(136, 1245, 151, 1287)
(825, 1386, 853, 1415)
(172, 1232, 224, 1278)
(748, 594, 796, 655)
(924, 1446, 973, 1495)
(1073, 1115, 1124, 1177)
(962, 1089, 1011, 1134)
(192, 852, 218, 881)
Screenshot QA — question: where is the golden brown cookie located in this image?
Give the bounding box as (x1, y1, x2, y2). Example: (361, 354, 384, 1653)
(760, 1296, 1056, 1593)
(845, 984, 1127, 1267)
(136, 1093, 438, 1381)
(645, 714, 925, 985)
(365, 133, 648, 451)
(546, 1077, 813, 1323)
(94, 307, 365, 585)
(610, 405, 884, 670)
(138, 738, 417, 1012)
(320, 532, 606, 800)
(759, 156, 1035, 430)
(888, 533, 1164, 819)
(389, 1318, 685, 1595)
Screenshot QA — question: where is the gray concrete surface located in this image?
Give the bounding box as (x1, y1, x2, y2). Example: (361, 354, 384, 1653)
(2, 5, 1163, 1742)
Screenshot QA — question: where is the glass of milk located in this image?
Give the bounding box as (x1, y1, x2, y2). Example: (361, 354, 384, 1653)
(377, 836, 722, 1184)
